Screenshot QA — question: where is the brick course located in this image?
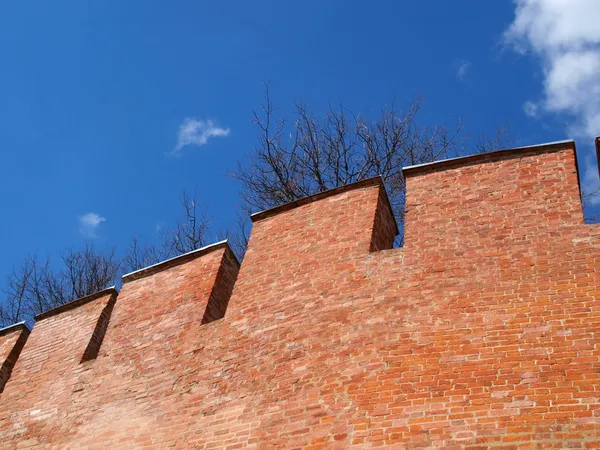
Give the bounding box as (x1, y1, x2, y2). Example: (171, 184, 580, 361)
(0, 140, 599, 448)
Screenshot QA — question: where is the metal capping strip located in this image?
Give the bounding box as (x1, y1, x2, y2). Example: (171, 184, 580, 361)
(402, 139, 575, 175)
(34, 287, 118, 322)
(250, 176, 399, 235)
(121, 240, 231, 283)
(0, 321, 31, 337)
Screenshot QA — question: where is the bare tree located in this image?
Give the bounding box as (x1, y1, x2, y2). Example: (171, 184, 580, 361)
(0, 255, 37, 326)
(232, 86, 512, 246)
(475, 122, 513, 154)
(123, 232, 177, 274)
(62, 245, 120, 300)
(582, 186, 600, 224)
(0, 243, 120, 327)
(171, 189, 211, 254)
(122, 189, 213, 273)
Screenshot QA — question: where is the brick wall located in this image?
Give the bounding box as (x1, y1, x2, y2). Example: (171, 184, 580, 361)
(0, 140, 599, 448)
(0, 323, 29, 393)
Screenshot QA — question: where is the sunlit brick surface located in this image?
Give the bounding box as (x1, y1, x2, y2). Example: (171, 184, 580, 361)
(1, 142, 599, 448)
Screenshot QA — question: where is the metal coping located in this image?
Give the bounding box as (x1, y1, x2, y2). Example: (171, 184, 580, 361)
(250, 176, 399, 235)
(121, 240, 233, 283)
(34, 287, 118, 322)
(401, 139, 586, 204)
(0, 321, 31, 337)
(402, 139, 576, 175)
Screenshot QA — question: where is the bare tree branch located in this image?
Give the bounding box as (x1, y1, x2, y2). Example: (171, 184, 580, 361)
(475, 122, 514, 154)
(232, 90, 478, 247)
(171, 189, 210, 255)
(0, 244, 120, 327)
(122, 189, 213, 274)
(0, 255, 36, 325)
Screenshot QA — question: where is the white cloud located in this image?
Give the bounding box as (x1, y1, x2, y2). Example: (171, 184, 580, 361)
(523, 100, 539, 118)
(504, 0, 600, 138)
(171, 118, 230, 156)
(79, 212, 105, 238)
(457, 60, 470, 81)
(505, 0, 600, 203)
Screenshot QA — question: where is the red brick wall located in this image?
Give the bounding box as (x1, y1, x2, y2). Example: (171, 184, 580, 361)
(0, 324, 29, 393)
(0, 141, 599, 448)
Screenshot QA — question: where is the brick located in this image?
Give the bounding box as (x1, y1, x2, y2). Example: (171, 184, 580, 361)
(0, 140, 599, 448)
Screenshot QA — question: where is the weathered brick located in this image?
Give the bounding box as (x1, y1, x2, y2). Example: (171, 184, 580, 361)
(0, 140, 599, 448)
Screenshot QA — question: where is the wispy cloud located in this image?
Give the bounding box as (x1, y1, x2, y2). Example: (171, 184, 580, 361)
(504, 0, 600, 203)
(504, 0, 600, 138)
(79, 212, 105, 238)
(170, 118, 230, 156)
(523, 100, 539, 118)
(456, 60, 470, 81)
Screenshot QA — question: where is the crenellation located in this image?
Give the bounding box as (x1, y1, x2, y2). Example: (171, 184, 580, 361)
(0, 322, 30, 393)
(0, 139, 599, 448)
(369, 183, 398, 252)
(201, 245, 240, 324)
(80, 291, 118, 362)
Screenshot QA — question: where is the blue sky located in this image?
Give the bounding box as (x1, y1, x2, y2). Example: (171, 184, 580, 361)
(1, 1, 599, 279)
